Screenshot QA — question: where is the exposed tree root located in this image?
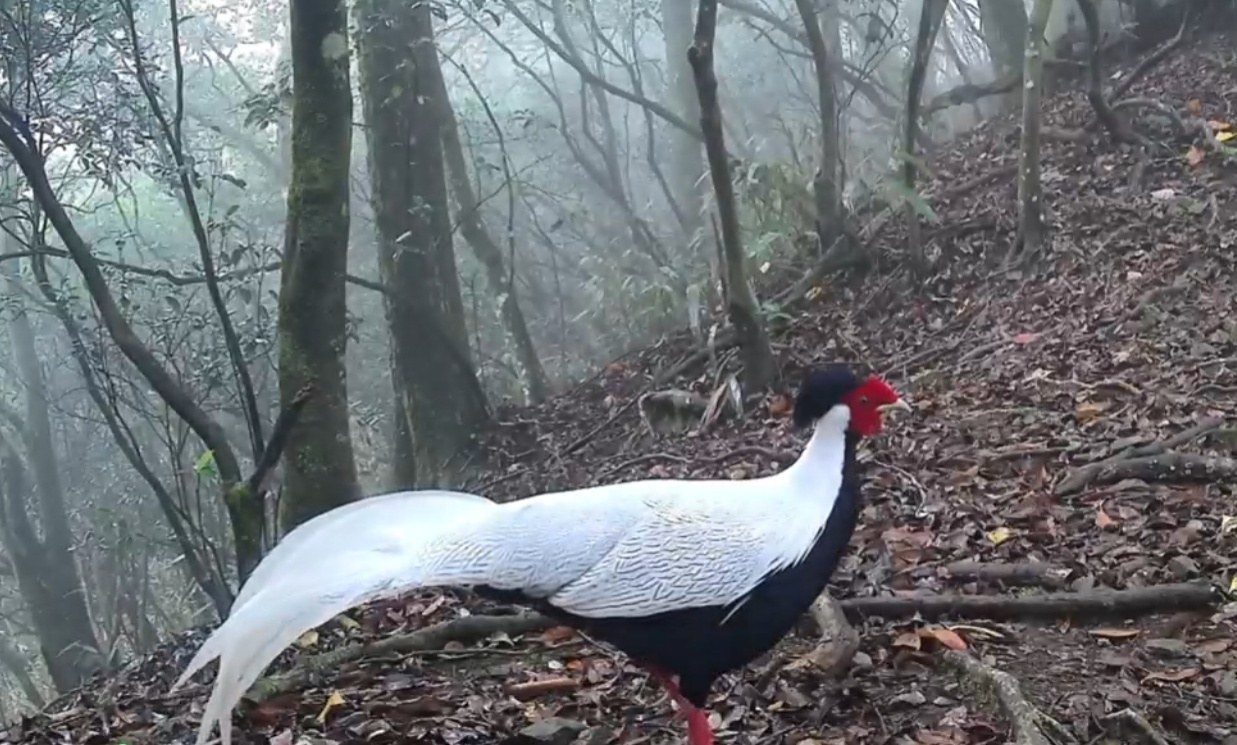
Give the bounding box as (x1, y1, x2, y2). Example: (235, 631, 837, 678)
(939, 650, 1064, 745)
(1102, 707, 1172, 745)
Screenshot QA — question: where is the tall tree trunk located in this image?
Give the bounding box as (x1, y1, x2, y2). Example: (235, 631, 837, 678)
(0, 440, 103, 692)
(688, 0, 778, 391)
(424, 52, 550, 404)
(661, 0, 708, 284)
(902, 0, 949, 274)
(1015, 0, 1055, 263)
(792, 0, 844, 255)
(0, 255, 104, 691)
(978, 0, 1027, 110)
(278, 0, 360, 530)
(356, 0, 490, 488)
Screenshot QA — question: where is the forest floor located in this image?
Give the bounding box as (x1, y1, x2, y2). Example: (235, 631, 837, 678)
(7, 21, 1237, 745)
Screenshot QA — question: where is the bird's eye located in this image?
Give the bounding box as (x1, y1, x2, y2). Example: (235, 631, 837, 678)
(859, 395, 869, 404)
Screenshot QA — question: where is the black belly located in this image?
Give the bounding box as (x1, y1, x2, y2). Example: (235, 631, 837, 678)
(476, 434, 862, 708)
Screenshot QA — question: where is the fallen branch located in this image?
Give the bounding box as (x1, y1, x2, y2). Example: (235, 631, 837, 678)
(1078, 450, 1237, 489)
(1055, 417, 1223, 495)
(841, 582, 1217, 622)
(939, 650, 1057, 745)
(249, 611, 554, 700)
(249, 583, 1216, 702)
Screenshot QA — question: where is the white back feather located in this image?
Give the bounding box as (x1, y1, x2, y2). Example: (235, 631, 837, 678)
(178, 406, 852, 745)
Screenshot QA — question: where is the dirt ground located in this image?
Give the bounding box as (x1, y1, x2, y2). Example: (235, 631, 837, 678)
(5, 18, 1236, 745)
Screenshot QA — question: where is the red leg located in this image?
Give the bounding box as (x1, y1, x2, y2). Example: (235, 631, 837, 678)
(684, 707, 714, 745)
(641, 665, 714, 745)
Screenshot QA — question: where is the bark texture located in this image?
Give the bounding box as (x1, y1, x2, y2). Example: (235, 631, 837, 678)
(278, 0, 360, 530)
(356, 0, 490, 488)
(1015, 0, 1056, 262)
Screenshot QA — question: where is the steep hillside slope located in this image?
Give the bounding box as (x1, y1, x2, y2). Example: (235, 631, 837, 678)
(6, 21, 1236, 745)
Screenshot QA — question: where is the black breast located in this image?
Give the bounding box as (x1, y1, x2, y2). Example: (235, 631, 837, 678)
(477, 433, 864, 708)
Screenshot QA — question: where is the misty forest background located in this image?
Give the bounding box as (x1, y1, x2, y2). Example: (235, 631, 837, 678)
(0, 0, 1217, 716)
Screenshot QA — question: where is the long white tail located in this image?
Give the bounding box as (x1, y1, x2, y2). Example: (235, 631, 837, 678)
(174, 490, 498, 745)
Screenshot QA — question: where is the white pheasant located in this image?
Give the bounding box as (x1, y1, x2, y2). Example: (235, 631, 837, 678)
(175, 364, 909, 745)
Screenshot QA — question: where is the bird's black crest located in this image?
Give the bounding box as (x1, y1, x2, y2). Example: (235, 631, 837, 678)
(793, 364, 862, 428)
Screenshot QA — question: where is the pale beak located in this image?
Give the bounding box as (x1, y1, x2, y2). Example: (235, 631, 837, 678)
(878, 398, 912, 415)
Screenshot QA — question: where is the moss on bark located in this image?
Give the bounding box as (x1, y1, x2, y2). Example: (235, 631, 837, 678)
(277, 0, 360, 531)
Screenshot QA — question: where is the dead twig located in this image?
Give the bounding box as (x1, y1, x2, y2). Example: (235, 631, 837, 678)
(939, 650, 1060, 745)
(504, 676, 580, 701)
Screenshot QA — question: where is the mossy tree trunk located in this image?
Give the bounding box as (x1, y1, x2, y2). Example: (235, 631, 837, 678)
(278, 0, 359, 530)
(356, 0, 490, 488)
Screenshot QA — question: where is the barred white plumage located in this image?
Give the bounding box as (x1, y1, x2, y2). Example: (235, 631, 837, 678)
(175, 365, 908, 745)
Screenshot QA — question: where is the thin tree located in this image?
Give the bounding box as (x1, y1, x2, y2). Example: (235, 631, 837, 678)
(688, 0, 778, 390)
(1014, 0, 1056, 264)
(902, 0, 949, 273)
(792, 0, 844, 256)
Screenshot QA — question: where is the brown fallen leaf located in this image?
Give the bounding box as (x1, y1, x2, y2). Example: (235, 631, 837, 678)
(922, 626, 968, 651)
(1089, 628, 1141, 640)
(767, 393, 792, 417)
(1142, 667, 1200, 685)
(1194, 638, 1231, 654)
(1207, 119, 1232, 131)
(1187, 144, 1205, 167)
(1187, 97, 1202, 114)
(1076, 401, 1104, 422)
(1096, 506, 1117, 530)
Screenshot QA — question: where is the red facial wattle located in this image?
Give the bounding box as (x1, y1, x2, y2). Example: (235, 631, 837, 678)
(840, 375, 903, 436)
